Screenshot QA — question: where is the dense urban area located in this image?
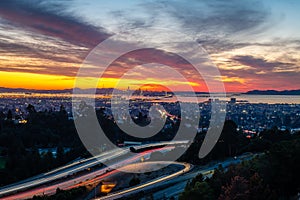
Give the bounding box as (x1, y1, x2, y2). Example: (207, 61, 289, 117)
(0, 93, 299, 199)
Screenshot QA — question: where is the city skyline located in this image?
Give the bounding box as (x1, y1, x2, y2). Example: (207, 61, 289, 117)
(0, 0, 300, 92)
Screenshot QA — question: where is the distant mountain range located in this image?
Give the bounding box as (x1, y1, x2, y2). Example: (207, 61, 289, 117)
(245, 89, 300, 95)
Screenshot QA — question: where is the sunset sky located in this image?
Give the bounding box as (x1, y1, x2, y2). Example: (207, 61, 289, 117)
(0, 0, 299, 92)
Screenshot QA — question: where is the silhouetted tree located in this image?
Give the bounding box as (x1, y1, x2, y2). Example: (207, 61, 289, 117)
(219, 176, 249, 200)
(220, 120, 239, 157)
(180, 180, 214, 200)
(26, 104, 36, 113)
(7, 109, 13, 120)
(56, 145, 64, 166)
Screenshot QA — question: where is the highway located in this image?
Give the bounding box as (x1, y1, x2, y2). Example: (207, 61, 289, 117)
(0, 141, 189, 200)
(0, 140, 257, 200)
(0, 148, 128, 197)
(97, 153, 258, 200)
(96, 161, 191, 200)
(0, 146, 175, 200)
(146, 153, 259, 200)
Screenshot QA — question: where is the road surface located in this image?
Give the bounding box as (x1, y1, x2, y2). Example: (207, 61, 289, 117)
(97, 161, 191, 200)
(0, 141, 187, 200)
(98, 153, 258, 200)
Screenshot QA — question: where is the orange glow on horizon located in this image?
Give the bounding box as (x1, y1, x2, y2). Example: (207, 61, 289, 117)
(0, 71, 75, 90)
(0, 70, 285, 93)
(0, 71, 210, 92)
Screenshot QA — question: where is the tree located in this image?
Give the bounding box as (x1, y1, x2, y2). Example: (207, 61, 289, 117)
(7, 109, 13, 120)
(26, 104, 36, 113)
(0, 111, 4, 131)
(207, 164, 226, 196)
(180, 181, 214, 200)
(219, 176, 249, 200)
(220, 120, 239, 157)
(43, 151, 55, 171)
(191, 173, 204, 187)
(259, 139, 300, 196)
(248, 173, 276, 200)
(56, 145, 64, 166)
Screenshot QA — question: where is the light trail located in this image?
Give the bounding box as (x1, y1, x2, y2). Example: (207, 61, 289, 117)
(0, 146, 175, 200)
(96, 161, 191, 200)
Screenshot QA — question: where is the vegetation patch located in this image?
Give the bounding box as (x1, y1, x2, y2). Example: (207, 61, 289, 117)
(0, 157, 5, 169)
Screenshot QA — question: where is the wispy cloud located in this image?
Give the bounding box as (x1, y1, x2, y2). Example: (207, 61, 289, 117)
(0, 0, 109, 47)
(0, 0, 111, 79)
(0, 0, 299, 91)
